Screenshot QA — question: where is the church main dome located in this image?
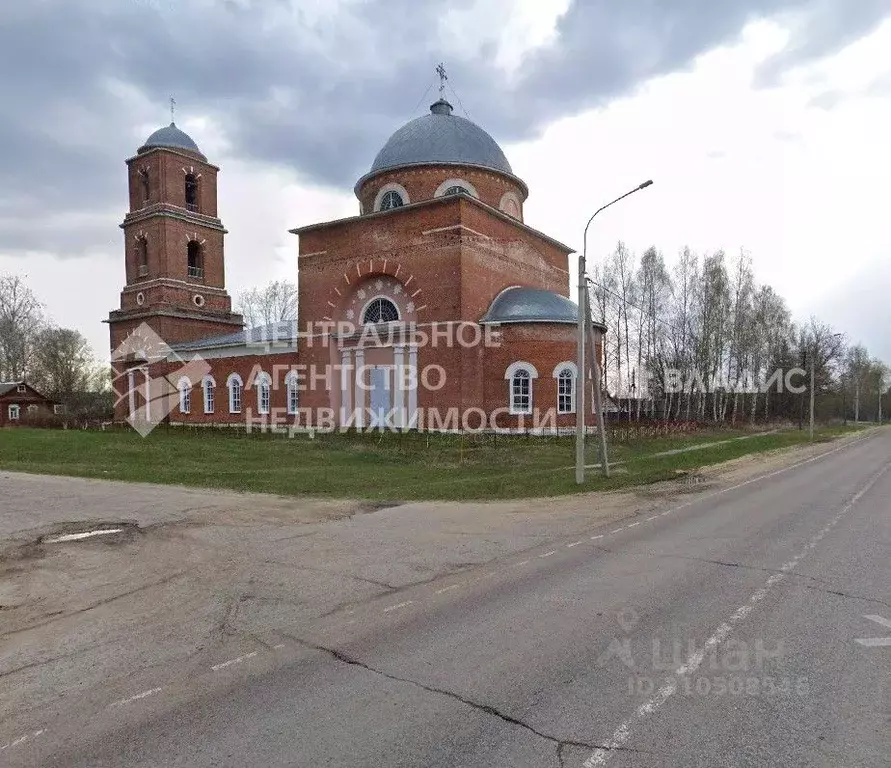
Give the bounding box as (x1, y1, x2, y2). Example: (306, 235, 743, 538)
(138, 122, 206, 160)
(367, 99, 514, 178)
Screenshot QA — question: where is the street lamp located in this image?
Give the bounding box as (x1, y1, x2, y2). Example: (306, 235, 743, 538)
(576, 180, 653, 484)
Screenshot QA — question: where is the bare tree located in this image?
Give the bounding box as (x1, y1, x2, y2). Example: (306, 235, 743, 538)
(237, 280, 298, 328)
(31, 327, 99, 401)
(0, 273, 45, 381)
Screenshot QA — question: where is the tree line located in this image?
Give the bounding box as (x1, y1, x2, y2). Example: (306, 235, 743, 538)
(590, 244, 888, 425)
(0, 273, 111, 421)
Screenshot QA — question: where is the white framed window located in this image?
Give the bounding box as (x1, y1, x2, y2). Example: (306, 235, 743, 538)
(373, 183, 410, 212)
(178, 377, 192, 414)
(53, 404, 65, 415)
(553, 362, 577, 414)
(434, 178, 479, 199)
(27, 404, 39, 414)
(202, 375, 216, 414)
(227, 373, 243, 414)
(505, 361, 538, 415)
(8, 404, 20, 421)
(362, 296, 400, 324)
(255, 371, 271, 415)
(16, 384, 26, 393)
(286, 371, 299, 415)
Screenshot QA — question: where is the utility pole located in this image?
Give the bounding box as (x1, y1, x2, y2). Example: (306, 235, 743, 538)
(575, 180, 653, 484)
(584, 278, 609, 477)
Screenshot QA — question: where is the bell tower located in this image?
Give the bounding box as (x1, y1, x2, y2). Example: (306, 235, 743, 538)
(107, 118, 242, 358)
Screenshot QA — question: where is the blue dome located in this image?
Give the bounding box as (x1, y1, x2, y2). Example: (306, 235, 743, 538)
(363, 99, 515, 182)
(138, 122, 205, 159)
(481, 286, 608, 328)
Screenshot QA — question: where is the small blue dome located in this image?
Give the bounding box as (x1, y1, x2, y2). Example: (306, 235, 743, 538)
(138, 122, 205, 159)
(359, 99, 516, 189)
(481, 287, 588, 325)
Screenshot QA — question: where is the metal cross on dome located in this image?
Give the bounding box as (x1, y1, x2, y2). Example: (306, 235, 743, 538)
(436, 63, 448, 98)
(170, 96, 176, 122)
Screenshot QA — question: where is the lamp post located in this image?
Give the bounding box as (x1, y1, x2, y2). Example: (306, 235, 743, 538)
(576, 180, 653, 484)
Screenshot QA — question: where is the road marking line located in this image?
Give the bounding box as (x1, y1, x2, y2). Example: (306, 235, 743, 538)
(855, 614, 891, 647)
(273, 644, 285, 650)
(539, 550, 556, 558)
(567, 541, 583, 548)
(383, 600, 414, 613)
(583, 458, 891, 767)
(513, 559, 530, 566)
(610, 528, 625, 534)
(646, 515, 659, 521)
(626, 522, 640, 528)
(591, 535, 603, 540)
(211, 651, 258, 671)
(0, 729, 45, 752)
(435, 584, 461, 594)
(110, 687, 163, 707)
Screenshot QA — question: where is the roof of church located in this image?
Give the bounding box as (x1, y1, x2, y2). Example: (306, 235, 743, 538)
(357, 99, 519, 191)
(480, 287, 607, 330)
(170, 322, 297, 352)
(138, 122, 206, 160)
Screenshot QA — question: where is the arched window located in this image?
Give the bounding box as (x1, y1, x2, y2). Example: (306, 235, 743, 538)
(178, 377, 192, 414)
(255, 371, 271, 415)
(362, 297, 400, 324)
(379, 190, 404, 210)
(8, 404, 20, 421)
(434, 178, 479, 199)
(202, 375, 216, 414)
(187, 241, 203, 279)
(136, 237, 148, 277)
(553, 363, 577, 414)
(285, 370, 299, 415)
(185, 174, 198, 211)
(505, 362, 538, 415)
(139, 169, 150, 204)
(227, 373, 243, 414)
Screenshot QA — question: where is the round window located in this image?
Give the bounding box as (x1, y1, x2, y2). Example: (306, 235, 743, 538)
(193, 294, 205, 308)
(135, 292, 145, 306)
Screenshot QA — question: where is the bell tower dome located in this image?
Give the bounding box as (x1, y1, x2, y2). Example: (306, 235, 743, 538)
(107, 118, 243, 358)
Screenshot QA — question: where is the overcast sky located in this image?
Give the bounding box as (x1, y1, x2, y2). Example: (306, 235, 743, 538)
(1, 0, 889, 363)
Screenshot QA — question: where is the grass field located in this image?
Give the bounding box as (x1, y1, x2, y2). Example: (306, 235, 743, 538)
(0, 424, 867, 500)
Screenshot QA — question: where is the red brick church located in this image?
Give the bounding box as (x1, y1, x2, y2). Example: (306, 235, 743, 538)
(108, 91, 605, 432)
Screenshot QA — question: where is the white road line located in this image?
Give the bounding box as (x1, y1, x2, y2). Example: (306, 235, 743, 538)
(583, 458, 890, 767)
(590, 535, 603, 540)
(855, 614, 891, 647)
(211, 651, 258, 671)
(610, 528, 625, 534)
(626, 522, 640, 528)
(646, 515, 659, 521)
(539, 550, 557, 558)
(0, 729, 45, 752)
(435, 584, 461, 594)
(383, 600, 414, 613)
(567, 541, 583, 548)
(514, 560, 530, 566)
(110, 687, 163, 707)
(273, 644, 285, 650)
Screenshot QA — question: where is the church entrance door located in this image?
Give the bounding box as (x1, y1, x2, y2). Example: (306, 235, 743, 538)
(368, 366, 392, 427)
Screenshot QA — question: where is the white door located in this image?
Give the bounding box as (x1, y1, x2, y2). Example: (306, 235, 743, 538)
(368, 367, 392, 427)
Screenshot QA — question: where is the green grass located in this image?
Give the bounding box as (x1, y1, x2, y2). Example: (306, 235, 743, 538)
(0, 424, 867, 501)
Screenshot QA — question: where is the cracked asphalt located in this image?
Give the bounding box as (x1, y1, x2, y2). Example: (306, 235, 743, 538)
(1, 429, 889, 766)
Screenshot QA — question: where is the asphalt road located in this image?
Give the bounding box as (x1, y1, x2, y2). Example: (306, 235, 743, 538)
(11, 431, 891, 767)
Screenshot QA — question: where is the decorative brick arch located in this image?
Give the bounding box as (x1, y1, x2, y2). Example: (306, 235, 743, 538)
(321, 258, 427, 322)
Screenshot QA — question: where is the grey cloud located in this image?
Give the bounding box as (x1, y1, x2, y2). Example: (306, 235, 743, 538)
(1, 0, 888, 257)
